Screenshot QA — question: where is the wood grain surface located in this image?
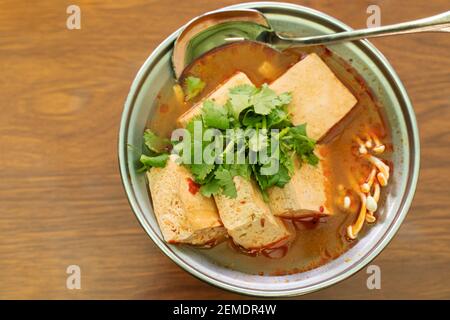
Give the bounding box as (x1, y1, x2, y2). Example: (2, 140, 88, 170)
(0, 0, 449, 299)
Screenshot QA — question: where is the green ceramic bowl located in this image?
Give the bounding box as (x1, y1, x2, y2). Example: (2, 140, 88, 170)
(118, 2, 419, 297)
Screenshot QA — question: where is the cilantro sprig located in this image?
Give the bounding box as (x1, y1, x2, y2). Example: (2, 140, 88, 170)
(175, 83, 318, 199)
(137, 129, 171, 172)
(139, 82, 318, 200)
(184, 76, 206, 101)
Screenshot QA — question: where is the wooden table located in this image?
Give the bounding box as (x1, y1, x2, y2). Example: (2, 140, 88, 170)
(0, 0, 449, 299)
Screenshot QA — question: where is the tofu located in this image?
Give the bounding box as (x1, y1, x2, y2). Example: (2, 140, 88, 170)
(177, 72, 252, 127)
(270, 53, 357, 141)
(268, 148, 331, 218)
(147, 155, 226, 246)
(214, 177, 292, 251)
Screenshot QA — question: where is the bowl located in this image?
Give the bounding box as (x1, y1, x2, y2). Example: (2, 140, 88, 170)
(118, 2, 419, 297)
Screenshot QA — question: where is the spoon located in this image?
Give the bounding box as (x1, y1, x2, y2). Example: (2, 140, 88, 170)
(172, 9, 450, 79)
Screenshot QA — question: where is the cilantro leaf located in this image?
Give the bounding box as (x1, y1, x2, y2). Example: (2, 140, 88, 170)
(229, 163, 251, 180)
(184, 76, 205, 101)
(138, 130, 172, 172)
(227, 84, 256, 119)
(200, 179, 221, 197)
(214, 167, 237, 198)
(272, 164, 291, 187)
(229, 84, 257, 95)
(278, 92, 292, 105)
(250, 84, 277, 115)
(290, 123, 308, 136)
(202, 100, 229, 129)
(189, 163, 215, 182)
(227, 95, 250, 120)
(267, 108, 290, 129)
(280, 150, 295, 175)
(283, 124, 319, 167)
(143, 129, 171, 153)
(252, 161, 290, 192)
(250, 84, 280, 115)
(305, 153, 319, 166)
(139, 153, 169, 170)
(242, 109, 263, 127)
(248, 130, 268, 152)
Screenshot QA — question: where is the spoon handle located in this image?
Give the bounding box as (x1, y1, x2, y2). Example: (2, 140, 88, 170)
(275, 11, 450, 46)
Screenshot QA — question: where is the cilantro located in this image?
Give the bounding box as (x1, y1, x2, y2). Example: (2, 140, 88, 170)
(200, 179, 221, 197)
(284, 124, 318, 166)
(278, 92, 292, 105)
(229, 163, 251, 180)
(251, 84, 280, 115)
(267, 108, 290, 129)
(143, 129, 171, 153)
(242, 109, 263, 127)
(136, 129, 171, 172)
(227, 84, 255, 119)
(306, 153, 319, 166)
(229, 84, 257, 96)
(229, 84, 291, 116)
(290, 123, 307, 136)
(228, 84, 292, 118)
(202, 100, 229, 129)
(214, 167, 237, 198)
(190, 163, 215, 182)
(280, 151, 295, 175)
(248, 129, 268, 152)
(138, 153, 169, 171)
(184, 76, 205, 101)
(272, 164, 291, 187)
(173, 81, 317, 200)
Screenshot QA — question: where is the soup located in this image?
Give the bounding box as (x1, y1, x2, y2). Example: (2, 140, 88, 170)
(143, 41, 391, 275)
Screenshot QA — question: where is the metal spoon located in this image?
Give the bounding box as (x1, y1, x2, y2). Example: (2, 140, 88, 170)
(172, 9, 450, 79)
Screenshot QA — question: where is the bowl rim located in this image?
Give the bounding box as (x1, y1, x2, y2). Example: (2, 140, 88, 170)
(118, 1, 420, 297)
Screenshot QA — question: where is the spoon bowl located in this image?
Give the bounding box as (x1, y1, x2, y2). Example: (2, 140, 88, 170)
(172, 9, 271, 79)
(172, 7, 450, 79)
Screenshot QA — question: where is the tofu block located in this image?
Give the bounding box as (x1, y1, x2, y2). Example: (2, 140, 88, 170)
(270, 53, 357, 141)
(215, 177, 292, 251)
(268, 149, 331, 218)
(177, 72, 252, 127)
(147, 155, 226, 246)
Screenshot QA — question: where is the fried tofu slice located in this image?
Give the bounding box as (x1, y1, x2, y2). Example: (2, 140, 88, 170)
(177, 72, 252, 127)
(270, 53, 357, 141)
(268, 147, 331, 218)
(266, 55, 348, 218)
(215, 177, 292, 251)
(147, 155, 226, 246)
